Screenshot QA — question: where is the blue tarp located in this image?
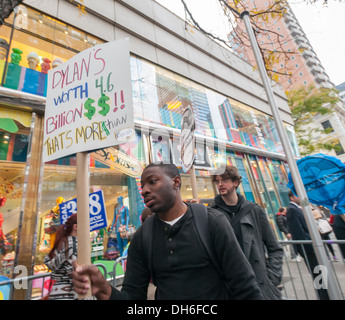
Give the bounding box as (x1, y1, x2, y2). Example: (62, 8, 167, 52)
(287, 153, 345, 214)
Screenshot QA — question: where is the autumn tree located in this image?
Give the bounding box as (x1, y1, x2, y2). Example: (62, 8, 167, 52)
(181, 0, 297, 83)
(286, 85, 341, 155)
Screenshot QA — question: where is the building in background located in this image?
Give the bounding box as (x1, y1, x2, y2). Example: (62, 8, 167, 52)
(0, 0, 297, 298)
(229, 1, 345, 162)
(336, 82, 345, 105)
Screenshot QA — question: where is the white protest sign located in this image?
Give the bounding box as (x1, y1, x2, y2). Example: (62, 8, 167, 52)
(43, 38, 134, 162)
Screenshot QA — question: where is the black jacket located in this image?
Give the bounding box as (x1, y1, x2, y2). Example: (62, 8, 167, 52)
(276, 212, 290, 236)
(211, 194, 283, 300)
(286, 202, 315, 255)
(109, 204, 263, 300)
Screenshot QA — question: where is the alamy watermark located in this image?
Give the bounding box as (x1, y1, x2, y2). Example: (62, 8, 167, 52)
(313, 265, 328, 290)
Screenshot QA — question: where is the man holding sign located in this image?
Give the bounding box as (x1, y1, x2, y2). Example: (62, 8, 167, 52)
(71, 163, 263, 300)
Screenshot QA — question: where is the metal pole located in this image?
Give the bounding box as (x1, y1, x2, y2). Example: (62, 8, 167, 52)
(240, 11, 342, 300)
(1, 10, 17, 86)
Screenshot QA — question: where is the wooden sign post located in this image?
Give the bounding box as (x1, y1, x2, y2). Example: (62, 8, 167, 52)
(43, 39, 134, 299)
(76, 151, 92, 298)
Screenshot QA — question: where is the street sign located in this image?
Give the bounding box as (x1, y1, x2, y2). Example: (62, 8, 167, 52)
(59, 190, 108, 231)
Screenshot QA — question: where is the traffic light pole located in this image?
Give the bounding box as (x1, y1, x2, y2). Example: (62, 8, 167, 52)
(240, 11, 342, 300)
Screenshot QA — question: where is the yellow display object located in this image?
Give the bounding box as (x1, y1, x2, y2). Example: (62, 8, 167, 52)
(0, 107, 32, 128)
(49, 196, 65, 248)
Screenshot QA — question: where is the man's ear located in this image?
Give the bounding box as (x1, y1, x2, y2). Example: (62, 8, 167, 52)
(173, 176, 181, 189)
(234, 180, 240, 189)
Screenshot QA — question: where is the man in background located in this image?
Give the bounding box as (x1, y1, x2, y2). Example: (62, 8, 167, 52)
(286, 190, 329, 300)
(211, 165, 283, 300)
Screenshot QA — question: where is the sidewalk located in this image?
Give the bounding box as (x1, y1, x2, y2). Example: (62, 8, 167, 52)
(280, 238, 345, 300)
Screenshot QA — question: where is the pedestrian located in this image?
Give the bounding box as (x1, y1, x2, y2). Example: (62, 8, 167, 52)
(44, 213, 78, 300)
(71, 163, 263, 300)
(332, 213, 345, 261)
(276, 207, 301, 262)
(210, 165, 283, 300)
(311, 204, 338, 262)
(286, 190, 329, 300)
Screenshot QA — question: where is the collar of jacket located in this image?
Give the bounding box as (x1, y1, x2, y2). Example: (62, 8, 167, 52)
(214, 193, 245, 213)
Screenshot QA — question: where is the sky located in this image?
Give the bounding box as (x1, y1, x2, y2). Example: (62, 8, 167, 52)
(155, 0, 345, 86)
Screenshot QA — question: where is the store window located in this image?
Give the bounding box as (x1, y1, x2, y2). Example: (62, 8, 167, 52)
(247, 154, 276, 216)
(132, 57, 222, 139)
(266, 158, 290, 207)
(130, 54, 293, 157)
(256, 156, 281, 214)
(0, 5, 104, 95)
(34, 131, 147, 273)
(180, 171, 215, 205)
(226, 151, 256, 203)
(0, 107, 33, 278)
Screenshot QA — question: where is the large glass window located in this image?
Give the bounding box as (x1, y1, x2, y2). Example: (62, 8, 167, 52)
(0, 5, 299, 158)
(266, 158, 290, 207)
(0, 108, 32, 277)
(0, 5, 104, 95)
(227, 151, 256, 202)
(35, 132, 147, 270)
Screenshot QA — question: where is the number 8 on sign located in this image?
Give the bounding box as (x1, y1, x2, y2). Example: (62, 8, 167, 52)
(89, 193, 102, 215)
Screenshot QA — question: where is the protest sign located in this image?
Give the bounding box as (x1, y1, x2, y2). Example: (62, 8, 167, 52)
(43, 38, 134, 162)
(43, 39, 134, 299)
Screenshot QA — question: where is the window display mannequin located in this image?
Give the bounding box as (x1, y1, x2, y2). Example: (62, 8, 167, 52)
(110, 196, 129, 256)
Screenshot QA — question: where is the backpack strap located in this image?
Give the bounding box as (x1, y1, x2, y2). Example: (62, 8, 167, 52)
(141, 215, 156, 286)
(189, 203, 222, 274)
(189, 203, 233, 297)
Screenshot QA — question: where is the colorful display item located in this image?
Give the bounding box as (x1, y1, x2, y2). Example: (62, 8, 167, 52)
(27, 52, 40, 70)
(10, 48, 23, 65)
(40, 58, 51, 74)
(2, 62, 47, 96)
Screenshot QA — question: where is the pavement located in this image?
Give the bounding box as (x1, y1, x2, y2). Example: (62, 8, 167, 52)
(280, 240, 345, 300)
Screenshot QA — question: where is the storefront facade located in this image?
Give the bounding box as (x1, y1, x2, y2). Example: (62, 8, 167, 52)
(0, 0, 298, 299)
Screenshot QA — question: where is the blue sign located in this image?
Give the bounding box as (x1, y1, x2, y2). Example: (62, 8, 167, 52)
(59, 190, 108, 231)
(287, 153, 345, 214)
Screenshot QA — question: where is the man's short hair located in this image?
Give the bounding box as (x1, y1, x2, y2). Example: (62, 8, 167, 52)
(211, 165, 242, 186)
(144, 162, 181, 188)
(278, 207, 285, 213)
(288, 190, 294, 198)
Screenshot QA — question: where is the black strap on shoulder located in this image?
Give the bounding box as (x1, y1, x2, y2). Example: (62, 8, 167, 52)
(141, 215, 156, 286)
(230, 201, 256, 228)
(189, 203, 235, 297)
(189, 203, 224, 281)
